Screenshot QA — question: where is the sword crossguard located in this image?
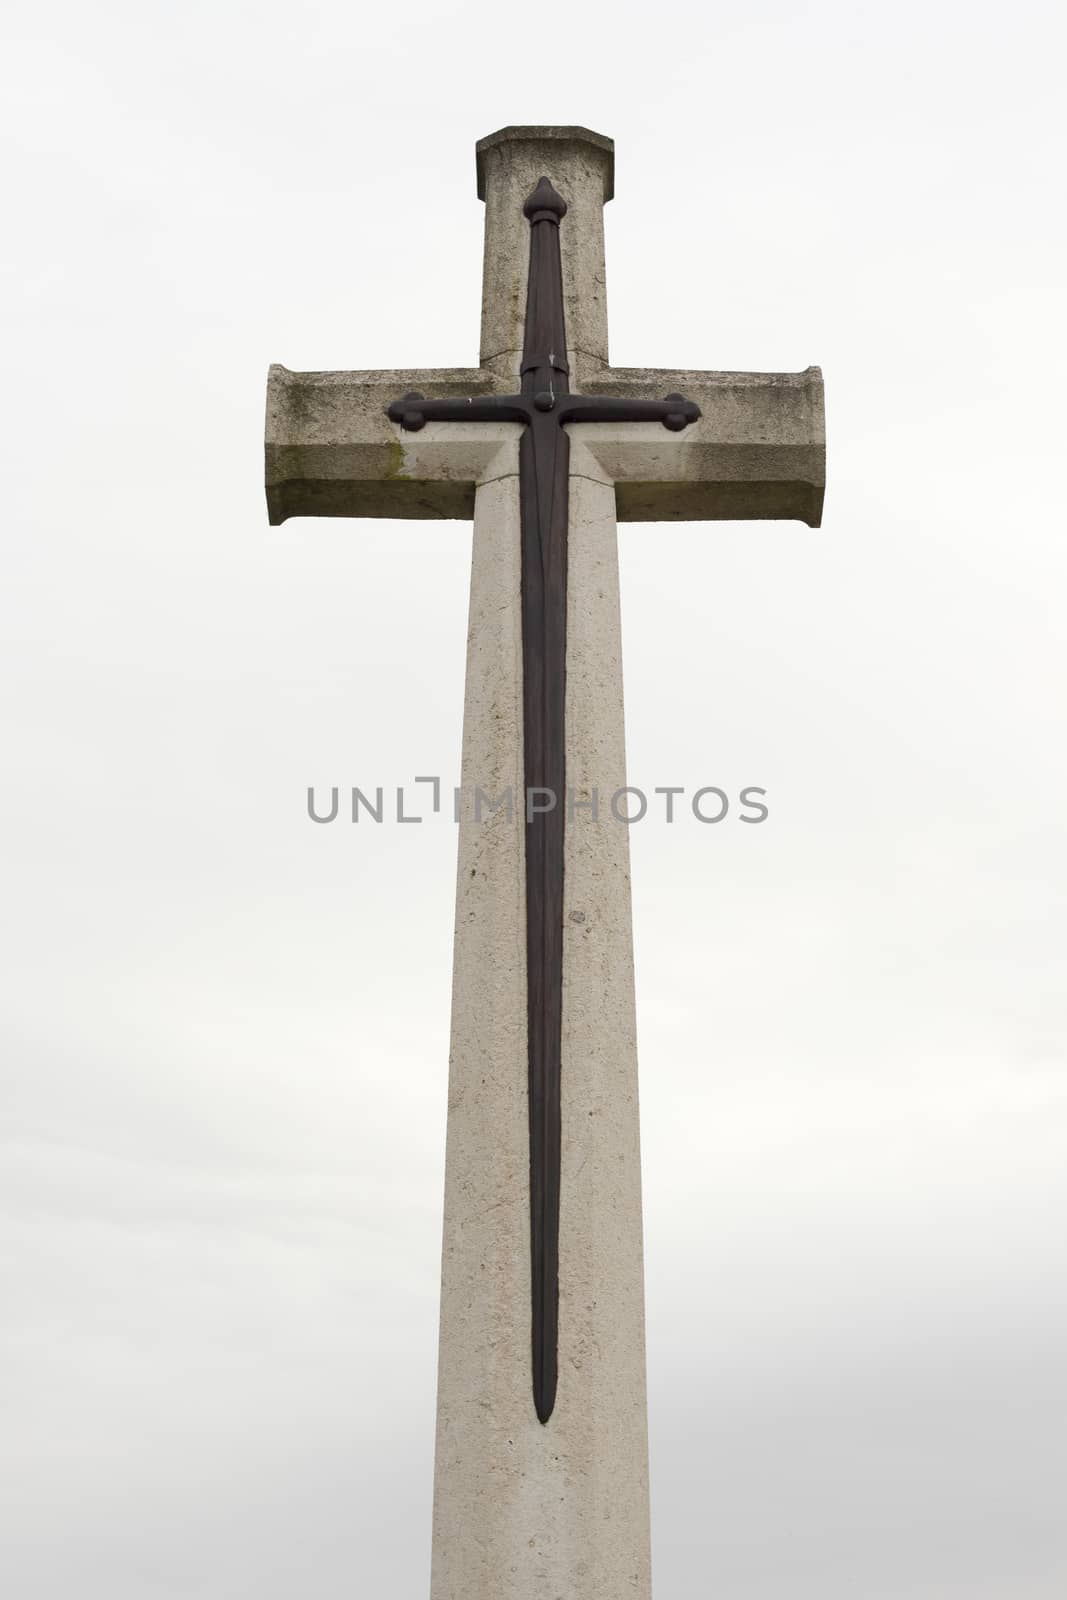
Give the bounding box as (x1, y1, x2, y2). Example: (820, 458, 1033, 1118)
(387, 389, 701, 433)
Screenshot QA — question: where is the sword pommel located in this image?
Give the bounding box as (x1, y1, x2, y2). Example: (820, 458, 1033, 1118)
(523, 176, 567, 225)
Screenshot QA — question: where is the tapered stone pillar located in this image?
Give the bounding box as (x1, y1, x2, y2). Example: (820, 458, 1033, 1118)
(430, 131, 651, 1600)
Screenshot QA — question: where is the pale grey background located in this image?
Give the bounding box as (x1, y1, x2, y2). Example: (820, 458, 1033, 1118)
(2, 1, 1066, 1595)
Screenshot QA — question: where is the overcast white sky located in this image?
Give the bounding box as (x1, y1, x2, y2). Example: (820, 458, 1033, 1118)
(3, 1, 1066, 1596)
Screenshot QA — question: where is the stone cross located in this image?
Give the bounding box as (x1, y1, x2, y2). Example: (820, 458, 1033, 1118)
(265, 125, 824, 1600)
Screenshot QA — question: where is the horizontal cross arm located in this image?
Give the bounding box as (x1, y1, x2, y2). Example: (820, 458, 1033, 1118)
(265, 364, 516, 525)
(575, 366, 825, 526)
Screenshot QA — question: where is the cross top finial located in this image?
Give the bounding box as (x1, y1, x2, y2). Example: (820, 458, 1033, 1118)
(475, 126, 614, 202)
(523, 176, 567, 223)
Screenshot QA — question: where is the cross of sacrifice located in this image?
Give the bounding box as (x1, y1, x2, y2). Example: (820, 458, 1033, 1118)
(265, 125, 824, 1600)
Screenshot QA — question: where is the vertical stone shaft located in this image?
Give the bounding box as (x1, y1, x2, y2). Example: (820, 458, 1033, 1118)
(432, 129, 651, 1600)
(477, 126, 614, 388)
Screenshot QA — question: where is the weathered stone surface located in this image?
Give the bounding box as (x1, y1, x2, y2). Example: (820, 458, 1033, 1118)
(579, 367, 825, 525)
(432, 444, 652, 1600)
(475, 127, 615, 386)
(265, 366, 513, 524)
(475, 125, 615, 203)
(266, 362, 824, 526)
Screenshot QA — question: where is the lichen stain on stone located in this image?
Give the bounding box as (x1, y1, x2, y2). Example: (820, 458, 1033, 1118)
(385, 440, 411, 480)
